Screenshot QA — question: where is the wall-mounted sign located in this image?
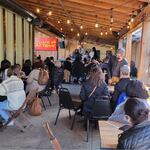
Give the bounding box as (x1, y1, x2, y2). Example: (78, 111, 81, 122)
(35, 38, 57, 51)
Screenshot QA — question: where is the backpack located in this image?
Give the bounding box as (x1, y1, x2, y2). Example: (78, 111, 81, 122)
(115, 92, 126, 110)
(38, 69, 49, 85)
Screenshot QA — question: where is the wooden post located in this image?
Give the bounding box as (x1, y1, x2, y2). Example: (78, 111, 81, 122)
(118, 38, 123, 48)
(125, 32, 132, 66)
(138, 18, 150, 85)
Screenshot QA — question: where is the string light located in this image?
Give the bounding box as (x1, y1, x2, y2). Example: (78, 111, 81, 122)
(131, 18, 134, 22)
(60, 28, 63, 31)
(110, 8, 114, 23)
(77, 33, 80, 37)
(80, 25, 83, 30)
(58, 20, 60, 24)
(71, 28, 74, 31)
(85, 32, 88, 35)
(127, 25, 130, 29)
(100, 32, 103, 36)
(36, 8, 40, 13)
(48, 11, 52, 16)
(105, 31, 108, 35)
(67, 19, 70, 24)
(109, 27, 112, 31)
(95, 23, 99, 28)
(128, 21, 131, 25)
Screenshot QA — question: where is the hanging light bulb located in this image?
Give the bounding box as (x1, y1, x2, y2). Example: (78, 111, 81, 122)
(67, 19, 70, 24)
(60, 28, 63, 31)
(58, 20, 60, 24)
(77, 33, 80, 37)
(80, 25, 83, 30)
(105, 31, 108, 35)
(36, 8, 40, 13)
(100, 32, 103, 36)
(48, 11, 52, 16)
(128, 21, 131, 25)
(127, 25, 130, 29)
(131, 18, 134, 22)
(71, 28, 74, 31)
(85, 32, 88, 35)
(109, 27, 112, 31)
(95, 23, 99, 28)
(117, 32, 120, 35)
(110, 8, 114, 23)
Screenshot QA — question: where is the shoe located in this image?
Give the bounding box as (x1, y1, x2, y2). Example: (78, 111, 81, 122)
(8, 121, 14, 126)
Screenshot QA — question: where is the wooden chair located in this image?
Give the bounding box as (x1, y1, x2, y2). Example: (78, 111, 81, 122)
(43, 122, 61, 150)
(2, 89, 37, 132)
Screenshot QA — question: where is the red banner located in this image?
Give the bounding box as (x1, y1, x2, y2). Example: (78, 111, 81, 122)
(35, 38, 57, 51)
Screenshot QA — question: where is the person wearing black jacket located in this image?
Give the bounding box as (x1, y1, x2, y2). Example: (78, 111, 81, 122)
(111, 65, 130, 110)
(117, 98, 150, 150)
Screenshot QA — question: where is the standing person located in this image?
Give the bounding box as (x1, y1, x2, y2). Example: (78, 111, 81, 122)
(109, 48, 128, 85)
(117, 99, 150, 150)
(22, 59, 32, 76)
(46, 56, 55, 76)
(0, 66, 26, 126)
(63, 57, 72, 83)
(92, 47, 98, 60)
(80, 65, 109, 117)
(130, 60, 137, 79)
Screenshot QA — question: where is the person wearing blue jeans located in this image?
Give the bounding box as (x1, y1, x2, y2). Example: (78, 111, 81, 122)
(0, 66, 26, 126)
(0, 100, 9, 123)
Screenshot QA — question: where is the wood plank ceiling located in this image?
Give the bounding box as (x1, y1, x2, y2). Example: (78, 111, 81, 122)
(13, 0, 148, 42)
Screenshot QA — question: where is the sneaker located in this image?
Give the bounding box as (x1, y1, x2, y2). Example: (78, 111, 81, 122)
(7, 121, 14, 126)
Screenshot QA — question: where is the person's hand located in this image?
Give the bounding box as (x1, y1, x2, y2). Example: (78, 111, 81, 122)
(108, 79, 112, 85)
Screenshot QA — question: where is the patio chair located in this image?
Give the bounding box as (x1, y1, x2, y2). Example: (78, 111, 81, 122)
(54, 88, 81, 130)
(86, 96, 112, 142)
(2, 89, 37, 132)
(38, 79, 52, 110)
(43, 122, 61, 150)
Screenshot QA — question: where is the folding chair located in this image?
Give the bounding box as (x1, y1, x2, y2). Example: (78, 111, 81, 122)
(2, 89, 37, 132)
(54, 88, 81, 130)
(86, 96, 112, 142)
(38, 79, 52, 110)
(43, 122, 61, 150)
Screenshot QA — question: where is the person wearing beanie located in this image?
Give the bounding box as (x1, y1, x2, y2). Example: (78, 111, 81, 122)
(111, 65, 130, 111)
(109, 48, 128, 85)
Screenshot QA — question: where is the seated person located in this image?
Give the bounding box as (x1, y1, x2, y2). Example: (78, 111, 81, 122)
(26, 62, 49, 93)
(109, 80, 149, 124)
(111, 65, 130, 111)
(117, 98, 150, 149)
(14, 64, 26, 79)
(0, 66, 26, 126)
(22, 59, 32, 76)
(80, 65, 109, 116)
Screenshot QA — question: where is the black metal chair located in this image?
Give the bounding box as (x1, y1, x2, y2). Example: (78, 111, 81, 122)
(38, 79, 52, 110)
(54, 88, 81, 130)
(86, 96, 112, 142)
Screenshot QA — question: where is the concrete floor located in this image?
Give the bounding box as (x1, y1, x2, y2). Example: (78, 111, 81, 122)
(0, 87, 100, 150)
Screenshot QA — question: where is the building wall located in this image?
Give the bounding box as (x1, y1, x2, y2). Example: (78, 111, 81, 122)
(0, 6, 33, 67)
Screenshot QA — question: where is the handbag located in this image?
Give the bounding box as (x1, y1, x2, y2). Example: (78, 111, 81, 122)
(28, 97, 42, 116)
(38, 69, 49, 85)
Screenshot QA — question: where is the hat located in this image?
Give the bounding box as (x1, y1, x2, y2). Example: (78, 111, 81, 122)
(117, 48, 125, 55)
(120, 65, 130, 74)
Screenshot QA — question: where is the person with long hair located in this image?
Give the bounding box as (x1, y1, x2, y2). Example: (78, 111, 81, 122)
(80, 64, 109, 115)
(117, 98, 150, 149)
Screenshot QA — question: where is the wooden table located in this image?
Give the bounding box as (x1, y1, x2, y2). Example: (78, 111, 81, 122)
(98, 120, 123, 149)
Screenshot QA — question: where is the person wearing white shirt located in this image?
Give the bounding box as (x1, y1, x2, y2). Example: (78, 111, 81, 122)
(0, 66, 26, 124)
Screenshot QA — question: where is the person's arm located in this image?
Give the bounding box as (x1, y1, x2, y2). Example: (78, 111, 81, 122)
(0, 83, 7, 96)
(112, 84, 120, 103)
(103, 83, 110, 96)
(80, 84, 86, 102)
(27, 71, 34, 84)
(117, 136, 125, 149)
